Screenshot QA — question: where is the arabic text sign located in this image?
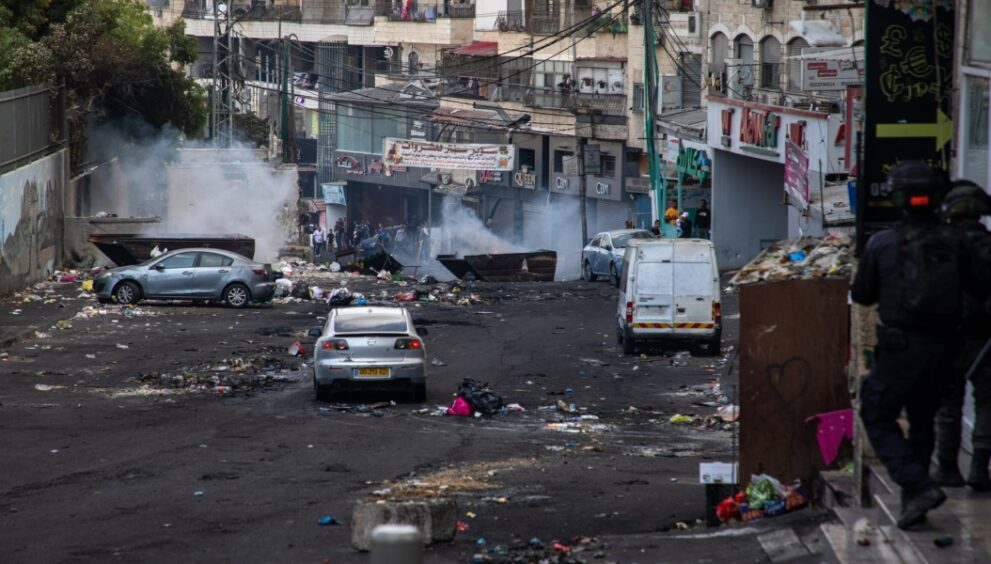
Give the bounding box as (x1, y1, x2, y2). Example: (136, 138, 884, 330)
(382, 138, 515, 171)
(801, 59, 863, 91)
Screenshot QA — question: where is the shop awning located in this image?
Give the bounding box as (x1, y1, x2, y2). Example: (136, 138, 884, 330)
(789, 20, 846, 47)
(785, 46, 863, 62)
(452, 41, 498, 57)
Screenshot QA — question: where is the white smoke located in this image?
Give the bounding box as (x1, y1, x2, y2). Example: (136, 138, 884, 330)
(430, 194, 583, 281)
(83, 120, 296, 263)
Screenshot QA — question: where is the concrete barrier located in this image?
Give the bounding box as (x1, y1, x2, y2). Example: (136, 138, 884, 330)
(351, 498, 457, 551)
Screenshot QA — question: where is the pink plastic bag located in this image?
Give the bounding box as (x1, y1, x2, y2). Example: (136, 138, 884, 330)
(445, 396, 473, 416)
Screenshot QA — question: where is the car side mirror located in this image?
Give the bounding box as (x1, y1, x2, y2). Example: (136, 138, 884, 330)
(152, 264, 165, 271)
(416, 327, 429, 336)
(308, 327, 322, 338)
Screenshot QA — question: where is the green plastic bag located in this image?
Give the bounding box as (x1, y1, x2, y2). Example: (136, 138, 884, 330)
(745, 475, 782, 509)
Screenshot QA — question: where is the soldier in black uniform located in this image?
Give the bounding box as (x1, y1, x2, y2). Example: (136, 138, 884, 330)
(852, 161, 965, 530)
(933, 181, 991, 489)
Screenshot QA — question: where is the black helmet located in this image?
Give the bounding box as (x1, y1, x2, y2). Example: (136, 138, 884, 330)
(942, 180, 991, 219)
(886, 161, 945, 214)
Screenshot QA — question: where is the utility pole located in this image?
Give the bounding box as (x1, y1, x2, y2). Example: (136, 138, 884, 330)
(642, 0, 663, 230)
(571, 0, 588, 245)
(212, 0, 235, 147)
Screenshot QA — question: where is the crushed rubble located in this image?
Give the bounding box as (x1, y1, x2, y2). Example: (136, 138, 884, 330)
(136, 355, 301, 394)
(729, 233, 852, 287)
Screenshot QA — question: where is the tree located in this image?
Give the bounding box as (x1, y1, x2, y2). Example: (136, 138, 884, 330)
(3, 0, 206, 168)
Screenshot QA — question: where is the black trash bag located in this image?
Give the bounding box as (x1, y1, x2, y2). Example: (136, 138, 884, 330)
(291, 280, 310, 299)
(457, 378, 503, 416)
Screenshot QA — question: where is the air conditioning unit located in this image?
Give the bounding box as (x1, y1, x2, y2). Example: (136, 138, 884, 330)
(751, 0, 772, 9)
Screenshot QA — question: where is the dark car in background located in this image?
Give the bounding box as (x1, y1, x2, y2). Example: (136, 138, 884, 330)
(93, 248, 276, 308)
(581, 229, 656, 286)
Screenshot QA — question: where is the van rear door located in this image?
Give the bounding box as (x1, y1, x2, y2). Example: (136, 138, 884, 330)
(632, 244, 675, 334)
(672, 243, 716, 333)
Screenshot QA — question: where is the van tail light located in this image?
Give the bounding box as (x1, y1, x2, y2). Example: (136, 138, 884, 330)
(394, 338, 422, 350)
(322, 339, 349, 350)
(712, 301, 722, 324)
(625, 301, 634, 324)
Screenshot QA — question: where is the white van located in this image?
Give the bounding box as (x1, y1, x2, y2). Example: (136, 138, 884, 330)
(616, 239, 721, 354)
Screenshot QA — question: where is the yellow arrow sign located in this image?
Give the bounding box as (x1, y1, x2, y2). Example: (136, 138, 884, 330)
(876, 108, 953, 151)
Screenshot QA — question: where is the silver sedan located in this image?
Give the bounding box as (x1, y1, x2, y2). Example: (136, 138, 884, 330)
(93, 248, 276, 308)
(581, 229, 656, 286)
(311, 306, 428, 402)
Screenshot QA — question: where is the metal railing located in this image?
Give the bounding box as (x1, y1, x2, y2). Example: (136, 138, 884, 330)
(181, 0, 302, 21)
(383, 0, 475, 21)
(0, 84, 66, 174)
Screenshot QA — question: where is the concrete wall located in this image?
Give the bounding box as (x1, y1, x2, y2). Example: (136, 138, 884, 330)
(710, 148, 787, 270)
(0, 150, 66, 295)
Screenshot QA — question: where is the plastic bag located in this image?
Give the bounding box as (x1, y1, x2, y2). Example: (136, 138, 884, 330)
(457, 378, 503, 416)
(745, 474, 785, 508)
(445, 396, 473, 416)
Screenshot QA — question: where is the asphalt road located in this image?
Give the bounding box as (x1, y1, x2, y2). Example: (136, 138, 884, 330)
(0, 276, 822, 563)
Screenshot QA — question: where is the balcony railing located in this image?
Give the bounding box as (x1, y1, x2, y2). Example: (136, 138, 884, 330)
(491, 10, 560, 34)
(383, 0, 476, 21)
(182, 0, 302, 21)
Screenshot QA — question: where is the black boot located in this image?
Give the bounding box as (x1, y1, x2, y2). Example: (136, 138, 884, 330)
(933, 458, 966, 487)
(897, 485, 946, 530)
(967, 449, 991, 491)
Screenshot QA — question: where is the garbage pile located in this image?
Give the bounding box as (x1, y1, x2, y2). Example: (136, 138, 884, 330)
(715, 474, 808, 523)
(446, 378, 505, 417)
(469, 535, 608, 563)
(136, 355, 301, 394)
(729, 233, 852, 287)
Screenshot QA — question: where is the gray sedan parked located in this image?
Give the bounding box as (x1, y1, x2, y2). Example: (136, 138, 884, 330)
(93, 248, 276, 307)
(581, 229, 655, 286)
(311, 306, 428, 402)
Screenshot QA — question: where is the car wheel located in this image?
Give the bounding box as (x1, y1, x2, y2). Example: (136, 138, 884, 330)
(582, 261, 596, 282)
(609, 264, 619, 287)
(113, 281, 141, 305)
(412, 383, 427, 403)
(223, 283, 250, 308)
(314, 376, 332, 402)
(620, 330, 636, 355)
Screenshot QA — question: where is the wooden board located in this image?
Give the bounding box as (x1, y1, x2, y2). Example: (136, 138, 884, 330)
(739, 278, 851, 488)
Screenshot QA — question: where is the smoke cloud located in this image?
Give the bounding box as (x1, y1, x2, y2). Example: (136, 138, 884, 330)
(429, 194, 583, 281)
(83, 120, 296, 262)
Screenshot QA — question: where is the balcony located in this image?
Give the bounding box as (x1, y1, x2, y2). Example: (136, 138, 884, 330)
(491, 10, 559, 34)
(182, 0, 302, 21)
(383, 0, 476, 21)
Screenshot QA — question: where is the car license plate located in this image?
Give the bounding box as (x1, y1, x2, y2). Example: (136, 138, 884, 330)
(356, 367, 390, 378)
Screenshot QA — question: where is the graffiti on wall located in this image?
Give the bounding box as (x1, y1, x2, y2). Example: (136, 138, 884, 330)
(0, 151, 65, 294)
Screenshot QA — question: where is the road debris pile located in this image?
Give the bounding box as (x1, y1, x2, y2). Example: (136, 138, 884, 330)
(470, 534, 608, 563)
(75, 304, 160, 319)
(367, 458, 535, 500)
(715, 473, 808, 523)
(136, 355, 301, 394)
(728, 233, 852, 287)
(446, 378, 505, 416)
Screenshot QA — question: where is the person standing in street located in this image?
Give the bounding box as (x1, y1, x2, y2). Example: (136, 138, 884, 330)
(696, 199, 711, 239)
(312, 224, 326, 259)
(664, 200, 679, 226)
(852, 161, 969, 530)
(678, 212, 693, 238)
(932, 181, 991, 490)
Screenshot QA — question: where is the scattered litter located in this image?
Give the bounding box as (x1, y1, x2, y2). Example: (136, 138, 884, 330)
(116, 343, 129, 350)
(580, 358, 609, 367)
(456, 521, 470, 532)
(430, 358, 447, 367)
(34, 384, 63, 392)
(288, 341, 305, 357)
(717, 405, 740, 422)
(669, 414, 695, 424)
(193, 490, 205, 497)
(317, 515, 339, 526)
(934, 535, 954, 548)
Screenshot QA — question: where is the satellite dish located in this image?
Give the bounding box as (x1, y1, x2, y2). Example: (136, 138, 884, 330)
(383, 47, 394, 59)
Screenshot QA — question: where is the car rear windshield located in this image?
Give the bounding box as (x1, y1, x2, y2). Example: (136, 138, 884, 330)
(334, 315, 408, 334)
(613, 231, 654, 247)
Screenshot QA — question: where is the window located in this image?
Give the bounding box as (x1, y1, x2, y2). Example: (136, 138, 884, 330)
(334, 314, 408, 334)
(554, 150, 574, 173)
(336, 104, 408, 154)
(962, 75, 989, 187)
(158, 253, 196, 269)
(599, 235, 612, 249)
(518, 148, 536, 170)
(970, 0, 991, 62)
(589, 235, 602, 247)
(533, 60, 572, 108)
(600, 154, 617, 176)
(759, 36, 781, 89)
(734, 35, 755, 87)
(198, 253, 234, 268)
(632, 83, 643, 112)
(787, 38, 810, 92)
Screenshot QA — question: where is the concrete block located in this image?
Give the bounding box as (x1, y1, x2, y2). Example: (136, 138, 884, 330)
(351, 498, 457, 551)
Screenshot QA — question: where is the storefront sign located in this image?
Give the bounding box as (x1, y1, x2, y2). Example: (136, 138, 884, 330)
(593, 181, 610, 196)
(860, 0, 954, 250)
(382, 138, 515, 171)
(584, 144, 601, 176)
(801, 59, 864, 91)
(335, 155, 364, 175)
(784, 139, 810, 211)
(513, 167, 537, 189)
(321, 183, 347, 206)
(739, 108, 780, 154)
(479, 170, 503, 185)
(676, 146, 711, 183)
(720, 108, 734, 148)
